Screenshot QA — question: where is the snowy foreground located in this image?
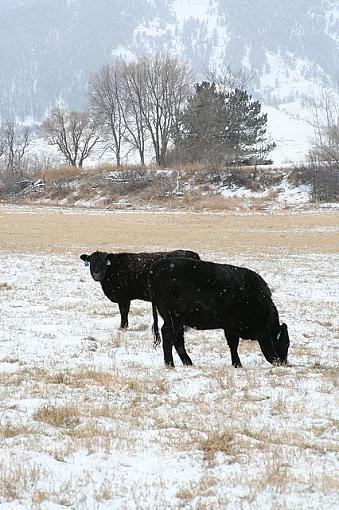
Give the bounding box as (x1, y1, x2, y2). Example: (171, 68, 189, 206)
(0, 250, 338, 509)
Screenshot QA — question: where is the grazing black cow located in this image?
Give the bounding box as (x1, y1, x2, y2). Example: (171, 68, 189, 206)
(149, 258, 290, 367)
(80, 250, 200, 328)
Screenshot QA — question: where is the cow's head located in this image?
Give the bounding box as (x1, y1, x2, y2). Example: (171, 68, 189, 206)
(80, 251, 112, 282)
(273, 323, 290, 364)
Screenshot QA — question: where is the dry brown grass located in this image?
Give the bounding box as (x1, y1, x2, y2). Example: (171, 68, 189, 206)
(0, 367, 48, 387)
(189, 194, 243, 211)
(93, 480, 115, 502)
(176, 476, 218, 504)
(251, 453, 290, 494)
(40, 166, 81, 183)
(178, 161, 217, 175)
(0, 422, 32, 439)
(198, 430, 236, 460)
(0, 207, 337, 255)
(270, 395, 288, 415)
(250, 193, 280, 211)
(0, 356, 20, 364)
(33, 403, 80, 428)
(0, 282, 12, 291)
(0, 463, 43, 501)
(66, 419, 134, 454)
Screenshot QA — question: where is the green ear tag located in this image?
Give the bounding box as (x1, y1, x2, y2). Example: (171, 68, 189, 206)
(106, 260, 111, 266)
(84, 261, 90, 267)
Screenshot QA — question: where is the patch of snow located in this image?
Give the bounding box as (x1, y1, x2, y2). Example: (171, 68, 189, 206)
(276, 177, 312, 204)
(264, 105, 314, 165)
(220, 177, 312, 205)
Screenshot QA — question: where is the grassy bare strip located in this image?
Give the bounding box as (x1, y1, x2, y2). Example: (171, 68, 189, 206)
(0, 206, 337, 254)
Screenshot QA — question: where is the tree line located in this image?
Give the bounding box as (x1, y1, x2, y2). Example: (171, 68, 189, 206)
(41, 54, 276, 168)
(0, 54, 338, 176)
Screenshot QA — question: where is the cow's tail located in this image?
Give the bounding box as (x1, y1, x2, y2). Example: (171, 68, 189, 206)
(148, 267, 161, 348)
(152, 302, 161, 348)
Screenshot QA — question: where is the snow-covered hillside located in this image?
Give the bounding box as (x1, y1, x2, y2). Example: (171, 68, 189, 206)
(264, 106, 314, 165)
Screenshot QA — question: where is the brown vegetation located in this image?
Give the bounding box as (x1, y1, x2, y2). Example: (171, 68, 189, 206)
(0, 206, 337, 255)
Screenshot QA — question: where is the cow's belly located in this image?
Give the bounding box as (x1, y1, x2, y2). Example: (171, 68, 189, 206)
(178, 305, 232, 331)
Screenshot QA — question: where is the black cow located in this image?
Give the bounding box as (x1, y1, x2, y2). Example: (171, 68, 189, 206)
(80, 250, 200, 328)
(149, 258, 290, 367)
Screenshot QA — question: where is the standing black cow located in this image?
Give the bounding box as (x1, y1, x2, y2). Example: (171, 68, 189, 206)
(149, 258, 290, 367)
(80, 250, 200, 328)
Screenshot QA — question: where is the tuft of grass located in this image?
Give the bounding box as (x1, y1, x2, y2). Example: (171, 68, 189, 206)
(271, 395, 288, 416)
(33, 403, 80, 428)
(177, 476, 218, 504)
(198, 430, 236, 460)
(192, 195, 243, 211)
(0, 282, 12, 291)
(1, 356, 20, 364)
(40, 165, 81, 183)
(0, 462, 43, 501)
(0, 422, 32, 439)
(94, 480, 115, 502)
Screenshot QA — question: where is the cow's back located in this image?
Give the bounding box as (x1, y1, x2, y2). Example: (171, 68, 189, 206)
(103, 250, 200, 302)
(149, 258, 275, 335)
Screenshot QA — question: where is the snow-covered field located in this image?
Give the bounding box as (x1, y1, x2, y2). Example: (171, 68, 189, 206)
(0, 246, 338, 509)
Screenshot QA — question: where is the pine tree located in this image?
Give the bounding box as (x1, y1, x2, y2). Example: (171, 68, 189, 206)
(174, 82, 275, 165)
(174, 82, 229, 164)
(224, 88, 275, 164)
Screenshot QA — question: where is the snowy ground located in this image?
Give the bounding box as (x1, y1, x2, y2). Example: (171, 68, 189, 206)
(0, 247, 338, 509)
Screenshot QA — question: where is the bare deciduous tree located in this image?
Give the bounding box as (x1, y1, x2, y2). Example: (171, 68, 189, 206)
(88, 63, 126, 166)
(89, 55, 191, 167)
(206, 64, 255, 94)
(0, 120, 31, 175)
(139, 54, 191, 166)
(120, 60, 148, 165)
(41, 106, 102, 167)
(310, 86, 339, 167)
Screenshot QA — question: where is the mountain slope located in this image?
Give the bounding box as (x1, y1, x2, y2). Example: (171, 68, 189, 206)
(0, 0, 337, 162)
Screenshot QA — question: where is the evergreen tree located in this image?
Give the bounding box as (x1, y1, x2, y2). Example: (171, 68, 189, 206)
(224, 88, 275, 163)
(174, 82, 275, 165)
(174, 82, 228, 164)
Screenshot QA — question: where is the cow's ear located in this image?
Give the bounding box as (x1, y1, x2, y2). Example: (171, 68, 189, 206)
(278, 323, 289, 344)
(106, 254, 115, 267)
(80, 254, 90, 267)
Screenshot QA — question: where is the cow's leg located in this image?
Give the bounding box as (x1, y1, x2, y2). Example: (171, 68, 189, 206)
(256, 330, 280, 365)
(118, 300, 130, 329)
(161, 322, 175, 367)
(173, 326, 193, 366)
(224, 331, 242, 367)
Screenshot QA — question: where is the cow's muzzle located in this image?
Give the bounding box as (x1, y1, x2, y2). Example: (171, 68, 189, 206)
(91, 273, 102, 282)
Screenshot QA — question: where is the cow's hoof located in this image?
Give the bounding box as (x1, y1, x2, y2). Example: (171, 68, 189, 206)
(183, 358, 193, 366)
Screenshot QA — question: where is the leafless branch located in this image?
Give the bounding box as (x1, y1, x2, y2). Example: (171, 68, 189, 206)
(41, 107, 103, 167)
